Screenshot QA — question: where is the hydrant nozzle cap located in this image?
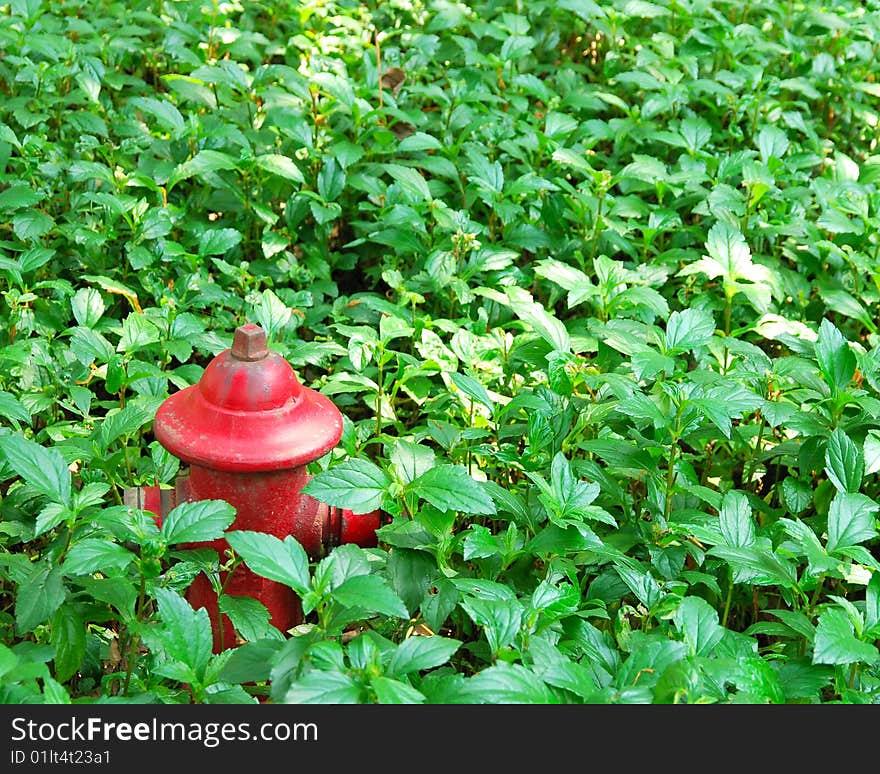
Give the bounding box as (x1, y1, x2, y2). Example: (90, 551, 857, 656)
(231, 324, 269, 361)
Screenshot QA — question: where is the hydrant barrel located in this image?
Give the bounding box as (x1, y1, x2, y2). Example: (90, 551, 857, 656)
(152, 324, 374, 649)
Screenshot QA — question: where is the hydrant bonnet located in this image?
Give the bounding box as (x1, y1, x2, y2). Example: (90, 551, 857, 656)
(153, 324, 343, 472)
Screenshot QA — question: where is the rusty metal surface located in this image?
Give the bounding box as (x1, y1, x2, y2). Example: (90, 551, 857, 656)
(145, 324, 381, 650)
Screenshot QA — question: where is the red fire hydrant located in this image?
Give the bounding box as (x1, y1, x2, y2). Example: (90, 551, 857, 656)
(128, 323, 379, 649)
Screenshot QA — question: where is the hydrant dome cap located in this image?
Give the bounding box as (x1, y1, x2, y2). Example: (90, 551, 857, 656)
(153, 326, 343, 471)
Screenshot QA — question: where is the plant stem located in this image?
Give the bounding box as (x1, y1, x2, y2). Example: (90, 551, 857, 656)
(122, 576, 146, 695)
(809, 575, 826, 611)
(664, 440, 678, 524)
(744, 413, 765, 489)
(722, 571, 735, 629)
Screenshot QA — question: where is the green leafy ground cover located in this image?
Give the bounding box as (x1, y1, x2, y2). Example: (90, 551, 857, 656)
(2, 0, 880, 704)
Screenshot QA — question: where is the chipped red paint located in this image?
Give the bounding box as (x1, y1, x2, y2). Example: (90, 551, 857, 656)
(144, 324, 380, 650)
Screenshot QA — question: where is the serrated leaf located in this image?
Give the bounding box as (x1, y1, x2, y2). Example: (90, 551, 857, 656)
(218, 639, 282, 684)
(371, 676, 426, 704)
(449, 371, 493, 410)
(62, 539, 135, 576)
(332, 574, 409, 618)
(51, 603, 87, 684)
(384, 163, 432, 202)
(226, 531, 310, 595)
(458, 663, 556, 703)
(13, 210, 54, 240)
(285, 671, 362, 703)
(825, 427, 864, 493)
(15, 565, 66, 634)
(815, 319, 856, 396)
(387, 635, 462, 678)
(161, 499, 236, 545)
(0, 391, 30, 424)
(410, 464, 496, 515)
(664, 308, 715, 351)
(198, 228, 242, 256)
(813, 608, 878, 665)
(865, 430, 880, 475)
(503, 285, 571, 353)
(719, 490, 755, 548)
(99, 398, 161, 448)
(129, 96, 185, 133)
(218, 596, 284, 643)
(782, 477, 812, 514)
(674, 596, 724, 657)
(255, 154, 305, 184)
(147, 588, 214, 682)
(826, 493, 879, 554)
(301, 458, 391, 514)
(0, 184, 43, 211)
(462, 524, 501, 560)
(459, 596, 522, 655)
(389, 440, 435, 485)
(167, 150, 238, 191)
(0, 434, 71, 507)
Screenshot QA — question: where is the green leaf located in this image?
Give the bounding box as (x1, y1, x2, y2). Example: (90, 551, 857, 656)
(449, 372, 493, 410)
(0, 184, 43, 211)
(782, 477, 812, 514)
(254, 153, 305, 184)
(0, 434, 71, 507)
(664, 307, 715, 352)
(387, 636, 462, 678)
(118, 313, 161, 353)
(0, 391, 31, 424)
(815, 318, 856, 396)
(674, 596, 724, 657)
(218, 596, 284, 643)
(15, 565, 66, 634)
(826, 493, 879, 554)
(285, 671, 362, 703)
(198, 228, 242, 257)
(389, 440, 435, 485)
(719, 490, 755, 548)
(167, 150, 238, 191)
(161, 500, 236, 545)
(813, 608, 878, 665)
(62, 539, 135, 576)
(825, 427, 863, 493)
(332, 574, 409, 619)
(709, 545, 798, 588)
(318, 158, 345, 202)
(99, 398, 161, 448)
(864, 430, 880, 475)
(398, 132, 442, 152)
(384, 163, 432, 202)
(459, 663, 556, 704)
(462, 524, 501, 560)
(71, 287, 105, 327)
(218, 639, 282, 684)
(503, 285, 571, 353)
(387, 548, 437, 615)
(371, 676, 425, 704)
(301, 458, 391, 513)
(459, 596, 522, 655)
(409, 464, 496, 515)
(226, 531, 310, 595)
(51, 603, 87, 684)
(129, 96, 185, 134)
(13, 210, 54, 240)
(147, 588, 214, 682)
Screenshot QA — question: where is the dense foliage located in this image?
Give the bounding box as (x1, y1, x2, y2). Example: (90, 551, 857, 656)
(2, 0, 880, 704)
